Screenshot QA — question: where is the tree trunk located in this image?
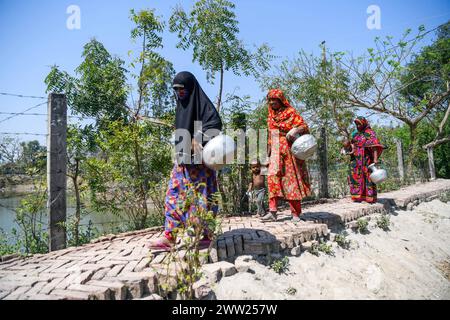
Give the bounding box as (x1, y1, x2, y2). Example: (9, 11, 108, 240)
(73, 159, 81, 246)
(133, 135, 148, 229)
(427, 147, 436, 180)
(217, 173, 229, 213)
(318, 126, 329, 198)
(217, 64, 224, 112)
(395, 139, 405, 182)
(406, 124, 417, 177)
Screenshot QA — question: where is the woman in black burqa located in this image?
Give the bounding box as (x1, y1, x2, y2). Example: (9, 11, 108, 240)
(148, 71, 222, 250)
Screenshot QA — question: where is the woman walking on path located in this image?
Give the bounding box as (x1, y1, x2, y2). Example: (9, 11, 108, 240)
(261, 89, 311, 222)
(347, 116, 384, 203)
(147, 71, 222, 250)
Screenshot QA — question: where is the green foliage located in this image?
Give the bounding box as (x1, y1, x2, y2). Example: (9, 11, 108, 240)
(259, 48, 354, 138)
(158, 183, 221, 300)
(309, 242, 320, 256)
(400, 21, 450, 105)
(334, 231, 351, 249)
(169, 0, 273, 112)
(356, 218, 369, 234)
(0, 138, 45, 175)
(13, 184, 49, 254)
(218, 96, 257, 214)
(376, 214, 391, 231)
(270, 256, 290, 274)
(64, 219, 99, 247)
(169, 0, 272, 83)
(86, 120, 172, 229)
(0, 229, 20, 256)
(19, 141, 46, 174)
(374, 122, 450, 180)
(129, 9, 176, 118)
(317, 240, 334, 256)
(45, 39, 129, 126)
(130, 9, 164, 50)
(286, 287, 297, 295)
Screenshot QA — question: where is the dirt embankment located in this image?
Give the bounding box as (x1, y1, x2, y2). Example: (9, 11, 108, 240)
(214, 199, 450, 300)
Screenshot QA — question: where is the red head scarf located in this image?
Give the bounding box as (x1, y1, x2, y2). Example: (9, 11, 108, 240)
(267, 89, 307, 133)
(354, 116, 369, 132)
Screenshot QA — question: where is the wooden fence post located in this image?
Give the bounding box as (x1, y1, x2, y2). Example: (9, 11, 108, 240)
(47, 93, 67, 251)
(395, 138, 405, 181)
(232, 112, 249, 213)
(318, 126, 329, 198)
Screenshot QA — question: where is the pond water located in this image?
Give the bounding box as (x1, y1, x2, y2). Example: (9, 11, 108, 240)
(0, 195, 126, 246)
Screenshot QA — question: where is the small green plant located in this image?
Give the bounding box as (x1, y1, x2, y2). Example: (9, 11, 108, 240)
(376, 214, 391, 231)
(318, 240, 334, 255)
(438, 191, 450, 203)
(334, 232, 351, 249)
(310, 240, 335, 256)
(13, 185, 49, 254)
(63, 219, 100, 247)
(309, 242, 320, 256)
(270, 256, 290, 274)
(286, 287, 297, 295)
(356, 218, 369, 234)
(0, 229, 20, 256)
(159, 183, 221, 300)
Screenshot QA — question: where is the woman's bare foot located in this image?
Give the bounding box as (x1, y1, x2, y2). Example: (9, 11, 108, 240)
(260, 212, 277, 222)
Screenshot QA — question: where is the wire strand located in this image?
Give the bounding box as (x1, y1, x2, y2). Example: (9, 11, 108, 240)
(0, 92, 46, 99)
(0, 101, 48, 124)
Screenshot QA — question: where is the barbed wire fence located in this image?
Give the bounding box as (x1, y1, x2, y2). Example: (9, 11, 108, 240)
(0, 93, 164, 248)
(0, 90, 433, 250)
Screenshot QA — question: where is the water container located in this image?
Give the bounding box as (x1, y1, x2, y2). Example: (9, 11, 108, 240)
(368, 163, 387, 184)
(291, 134, 318, 160)
(202, 134, 236, 171)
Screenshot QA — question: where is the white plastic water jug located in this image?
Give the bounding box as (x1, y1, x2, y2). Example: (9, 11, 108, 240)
(291, 134, 318, 160)
(368, 163, 387, 184)
(202, 134, 236, 171)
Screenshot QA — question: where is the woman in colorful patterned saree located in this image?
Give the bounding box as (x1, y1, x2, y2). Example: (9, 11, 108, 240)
(347, 116, 384, 203)
(261, 89, 312, 222)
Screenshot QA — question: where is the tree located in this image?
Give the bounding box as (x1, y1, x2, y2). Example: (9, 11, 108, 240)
(86, 120, 172, 229)
(400, 21, 450, 178)
(260, 45, 354, 138)
(45, 39, 129, 128)
(169, 0, 273, 111)
(218, 92, 253, 214)
(83, 9, 175, 230)
(19, 140, 46, 174)
(337, 24, 450, 172)
(0, 136, 21, 164)
(129, 9, 176, 119)
(65, 124, 96, 245)
(0, 136, 21, 174)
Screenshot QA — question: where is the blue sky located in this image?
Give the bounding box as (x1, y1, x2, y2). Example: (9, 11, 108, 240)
(0, 0, 449, 144)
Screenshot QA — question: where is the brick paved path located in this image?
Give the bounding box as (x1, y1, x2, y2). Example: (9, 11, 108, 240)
(1, 179, 449, 300)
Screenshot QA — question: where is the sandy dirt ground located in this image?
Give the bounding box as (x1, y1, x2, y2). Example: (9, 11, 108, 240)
(214, 199, 450, 300)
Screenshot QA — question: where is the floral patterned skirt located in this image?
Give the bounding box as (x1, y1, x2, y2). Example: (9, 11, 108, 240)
(164, 163, 218, 240)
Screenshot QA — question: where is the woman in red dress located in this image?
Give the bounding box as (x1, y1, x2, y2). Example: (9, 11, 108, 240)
(261, 89, 311, 222)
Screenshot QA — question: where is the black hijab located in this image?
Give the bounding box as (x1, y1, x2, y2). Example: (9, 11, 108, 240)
(173, 72, 222, 142)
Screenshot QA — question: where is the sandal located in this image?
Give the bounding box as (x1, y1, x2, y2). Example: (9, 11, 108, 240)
(178, 235, 212, 250)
